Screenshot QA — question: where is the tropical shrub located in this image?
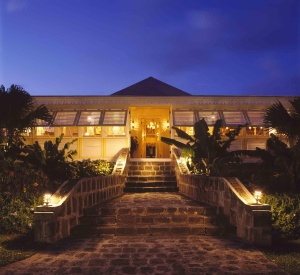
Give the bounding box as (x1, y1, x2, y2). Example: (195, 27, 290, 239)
(161, 118, 244, 175)
(262, 194, 300, 240)
(241, 135, 300, 193)
(24, 134, 78, 180)
(0, 159, 54, 233)
(74, 159, 113, 178)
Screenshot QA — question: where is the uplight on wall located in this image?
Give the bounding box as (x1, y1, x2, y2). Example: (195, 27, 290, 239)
(254, 190, 262, 204)
(44, 193, 52, 206)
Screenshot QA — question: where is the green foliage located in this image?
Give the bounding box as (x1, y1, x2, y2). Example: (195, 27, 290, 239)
(161, 118, 244, 175)
(0, 159, 54, 234)
(264, 97, 300, 145)
(251, 135, 300, 192)
(24, 134, 78, 180)
(0, 85, 51, 152)
(262, 194, 300, 240)
(70, 159, 113, 179)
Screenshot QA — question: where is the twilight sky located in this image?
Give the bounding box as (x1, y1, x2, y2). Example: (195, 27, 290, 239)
(1, 0, 299, 96)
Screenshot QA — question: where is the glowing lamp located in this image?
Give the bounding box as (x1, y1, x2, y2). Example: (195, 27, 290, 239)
(254, 191, 262, 204)
(44, 193, 52, 206)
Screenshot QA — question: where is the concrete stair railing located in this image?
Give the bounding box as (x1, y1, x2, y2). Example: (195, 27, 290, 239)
(34, 148, 129, 243)
(171, 147, 272, 247)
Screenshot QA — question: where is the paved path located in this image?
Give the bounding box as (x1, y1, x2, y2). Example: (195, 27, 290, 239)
(0, 193, 287, 274)
(0, 235, 286, 274)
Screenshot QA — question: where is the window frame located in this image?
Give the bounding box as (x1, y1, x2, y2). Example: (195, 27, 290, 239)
(101, 110, 127, 126)
(172, 110, 196, 126)
(52, 111, 78, 126)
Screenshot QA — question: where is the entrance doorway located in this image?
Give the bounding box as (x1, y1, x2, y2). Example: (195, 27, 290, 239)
(130, 108, 170, 158)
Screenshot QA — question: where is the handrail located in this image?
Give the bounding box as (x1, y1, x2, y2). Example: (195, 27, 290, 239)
(171, 147, 272, 246)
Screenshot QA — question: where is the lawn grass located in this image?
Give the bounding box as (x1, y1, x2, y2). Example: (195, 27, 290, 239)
(260, 238, 300, 275)
(0, 233, 48, 267)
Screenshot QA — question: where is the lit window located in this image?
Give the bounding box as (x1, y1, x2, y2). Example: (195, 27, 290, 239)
(174, 126, 194, 136)
(53, 112, 77, 125)
(173, 111, 195, 126)
(107, 126, 125, 136)
(78, 111, 101, 125)
(222, 111, 246, 125)
(102, 111, 127, 125)
(35, 127, 54, 137)
(198, 111, 220, 125)
(82, 126, 102, 137)
(58, 126, 78, 137)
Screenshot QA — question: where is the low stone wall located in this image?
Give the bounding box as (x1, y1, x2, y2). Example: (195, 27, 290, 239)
(172, 149, 272, 247)
(34, 148, 129, 243)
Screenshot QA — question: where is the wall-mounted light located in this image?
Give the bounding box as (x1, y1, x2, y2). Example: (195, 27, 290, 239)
(44, 193, 52, 206)
(254, 190, 262, 204)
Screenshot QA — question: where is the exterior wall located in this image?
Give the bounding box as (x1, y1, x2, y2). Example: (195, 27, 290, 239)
(31, 95, 293, 161)
(25, 127, 129, 161)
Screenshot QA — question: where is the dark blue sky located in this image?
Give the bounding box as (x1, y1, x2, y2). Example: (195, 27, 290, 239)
(1, 0, 299, 96)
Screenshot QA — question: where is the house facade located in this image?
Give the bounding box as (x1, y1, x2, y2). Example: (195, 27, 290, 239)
(28, 77, 293, 161)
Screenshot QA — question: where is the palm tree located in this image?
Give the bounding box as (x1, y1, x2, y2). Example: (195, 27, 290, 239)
(264, 97, 300, 146)
(0, 84, 52, 154)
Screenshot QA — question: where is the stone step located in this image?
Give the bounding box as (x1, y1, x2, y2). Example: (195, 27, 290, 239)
(70, 193, 226, 239)
(125, 181, 177, 188)
(124, 181, 179, 192)
(71, 224, 221, 238)
(71, 203, 220, 238)
(79, 213, 216, 226)
(128, 171, 175, 177)
(127, 175, 176, 181)
(84, 205, 217, 216)
(124, 186, 179, 192)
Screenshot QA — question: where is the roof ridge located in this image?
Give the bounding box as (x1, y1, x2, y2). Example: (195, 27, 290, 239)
(110, 77, 191, 96)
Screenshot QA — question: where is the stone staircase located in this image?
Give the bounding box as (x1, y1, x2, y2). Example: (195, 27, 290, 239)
(70, 160, 227, 238)
(124, 160, 179, 192)
(71, 193, 224, 238)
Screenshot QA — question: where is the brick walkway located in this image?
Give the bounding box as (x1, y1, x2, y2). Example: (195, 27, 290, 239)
(0, 193, 287, 274)
(0, 235, 286, 274)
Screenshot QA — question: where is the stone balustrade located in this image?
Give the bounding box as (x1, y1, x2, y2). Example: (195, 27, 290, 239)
(171, 149, 272, 246)
(34, 148, 129, 243)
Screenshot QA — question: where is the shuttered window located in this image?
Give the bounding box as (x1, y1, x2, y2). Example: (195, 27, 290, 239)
(53, 112, 77, 125)
(102, 111, 127, 125)
(222, 111, 246, 125)
(78, 111, 102, 125)
(173, 111, 195, 126)
(198, 111, 220, 125)
(247, 111, 264, 126)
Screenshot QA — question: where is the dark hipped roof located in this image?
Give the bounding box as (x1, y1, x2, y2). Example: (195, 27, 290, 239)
(110, 77, 191, 96)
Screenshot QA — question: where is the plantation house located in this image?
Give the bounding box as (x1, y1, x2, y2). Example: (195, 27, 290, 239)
(29, 77, 292, 161)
